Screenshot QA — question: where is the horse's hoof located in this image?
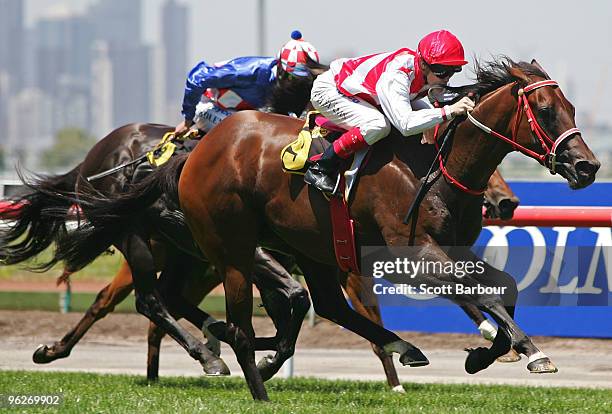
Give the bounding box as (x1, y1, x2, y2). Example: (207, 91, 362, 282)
(464, 347, 492, 374)
(32, 344, 65, 364)
(496, 349, 521, 363)
(527, 357, 558, 374)
(399, 347, 429, 367)
(201, 357, 231, 376)
(391, 384, 406, 394)
(383, 340, 428, 367)
(256, 354, 279, 382)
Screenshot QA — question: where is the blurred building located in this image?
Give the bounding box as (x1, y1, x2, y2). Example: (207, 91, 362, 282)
(0, 0, 25, 94)
(162, 0, 188, 105)
(90, 41, 114, 138)
(89, 0, 142, 48)
(34, 14, 94, 133)
(0, 0, 25, 149)
(89, 0, 151, 126)
(107, 44, 152, 126)
(7, 88, 54, 168)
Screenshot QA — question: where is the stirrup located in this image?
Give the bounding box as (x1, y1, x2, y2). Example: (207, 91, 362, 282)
(306, 170, 341, 197)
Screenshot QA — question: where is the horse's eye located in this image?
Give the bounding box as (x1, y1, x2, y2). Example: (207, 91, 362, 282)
(538, 106, 551, 114)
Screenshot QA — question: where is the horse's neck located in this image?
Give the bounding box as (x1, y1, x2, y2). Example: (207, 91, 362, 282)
(443, 85, 517, 192)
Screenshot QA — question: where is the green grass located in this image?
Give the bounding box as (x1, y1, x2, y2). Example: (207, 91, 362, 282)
(0, 291, 266, 316)
(0, 248, 124, 283)
(0, 371, 609, 413)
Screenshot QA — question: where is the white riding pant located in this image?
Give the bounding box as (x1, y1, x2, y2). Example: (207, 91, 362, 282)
(193, 98, 236, 133)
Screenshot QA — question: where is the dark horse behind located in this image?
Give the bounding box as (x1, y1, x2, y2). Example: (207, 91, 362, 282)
(0, 60, 329, 379)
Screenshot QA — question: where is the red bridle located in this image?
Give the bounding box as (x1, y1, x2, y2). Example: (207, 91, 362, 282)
(434, 79, 581, 195)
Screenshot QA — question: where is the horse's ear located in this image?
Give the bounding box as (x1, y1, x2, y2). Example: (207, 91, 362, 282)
(530, 59, 551, 79)
(508, 66, 530, 86)
(305, 55, 329, 77)
(308, 65, 328, 77)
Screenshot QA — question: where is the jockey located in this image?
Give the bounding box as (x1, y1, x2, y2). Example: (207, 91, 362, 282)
(175, 31, 320, 135)
(304, 29, 475, 194)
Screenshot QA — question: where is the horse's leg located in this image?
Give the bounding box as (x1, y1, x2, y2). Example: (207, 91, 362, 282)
(146, 258, 225, 380)
(379, 240, 518, 372)
(295, 256, 429, 367)
(150, 250, 230, 375)
(464, 258, 557, 374)
(183, 198, 270, 400)
(461, 304, 521, 363)
(341, 272, 405, 393)
(146, 321, 165, 381)
(119, 233, 229, 376)
(32, 261, 134, 364)
(218, 260, 269, 400)
(251, 247, 311, 381)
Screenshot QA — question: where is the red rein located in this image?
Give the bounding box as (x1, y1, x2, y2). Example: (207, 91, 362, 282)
(433, 80, 581, 196)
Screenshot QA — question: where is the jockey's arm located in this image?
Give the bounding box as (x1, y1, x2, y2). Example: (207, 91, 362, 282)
(376, 70, 451, 137)
(181, 60, 259, 121)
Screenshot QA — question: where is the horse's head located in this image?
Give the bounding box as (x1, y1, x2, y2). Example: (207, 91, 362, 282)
(504, 60, 600, 188)
(267, 56, 329, 116)
(484, 169, 520, 220)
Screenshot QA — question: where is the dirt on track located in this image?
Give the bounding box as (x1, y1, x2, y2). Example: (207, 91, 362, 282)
(1, 310, 610, 353)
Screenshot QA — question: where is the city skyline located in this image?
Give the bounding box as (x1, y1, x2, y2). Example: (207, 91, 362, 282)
(0, 0, 189, 170)
(23, 0, 612, 129)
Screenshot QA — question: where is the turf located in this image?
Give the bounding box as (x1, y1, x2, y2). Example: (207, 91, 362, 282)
(0, 371, 609, 413)
(0, 291, 266, 316)
(0, 248, 124, 282)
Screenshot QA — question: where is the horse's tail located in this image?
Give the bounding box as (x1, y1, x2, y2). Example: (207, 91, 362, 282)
(0, 164, 82, 267)
(51, 154, 188, 272)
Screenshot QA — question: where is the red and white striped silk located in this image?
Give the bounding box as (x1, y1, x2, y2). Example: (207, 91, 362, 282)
(332, 48, 425, 106)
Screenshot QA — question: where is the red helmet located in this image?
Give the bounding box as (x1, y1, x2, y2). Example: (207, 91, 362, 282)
(417, 30, 467, 66)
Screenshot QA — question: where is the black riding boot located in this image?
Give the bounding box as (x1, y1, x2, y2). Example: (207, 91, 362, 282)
(304, 144, 342, 195)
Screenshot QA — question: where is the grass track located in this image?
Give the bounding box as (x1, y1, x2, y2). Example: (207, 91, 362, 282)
(0, 371, 610, 413)
(0, 291, 266, 315)
(0, 248, 123, 282)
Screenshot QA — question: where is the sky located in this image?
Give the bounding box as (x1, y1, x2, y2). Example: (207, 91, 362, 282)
(24, 0, 612, 128)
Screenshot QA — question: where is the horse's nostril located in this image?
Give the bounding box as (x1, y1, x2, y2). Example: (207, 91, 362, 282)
(498, 198, 519, 220)
(575, 160, 600, 176)
(499, 198, 519, 211)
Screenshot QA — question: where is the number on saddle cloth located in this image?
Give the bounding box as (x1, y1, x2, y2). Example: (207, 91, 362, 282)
(280, 111, 343, 174)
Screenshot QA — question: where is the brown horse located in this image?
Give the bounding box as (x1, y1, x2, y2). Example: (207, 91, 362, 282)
(32, 167, 519, 388)
(170, 58, 598, 399)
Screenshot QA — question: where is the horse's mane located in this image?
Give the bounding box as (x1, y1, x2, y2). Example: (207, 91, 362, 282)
(448, 56, 549, 99)
(265, 57, 329, 116)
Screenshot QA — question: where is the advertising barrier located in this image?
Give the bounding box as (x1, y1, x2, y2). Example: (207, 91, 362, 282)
(379, 182, 612, 338)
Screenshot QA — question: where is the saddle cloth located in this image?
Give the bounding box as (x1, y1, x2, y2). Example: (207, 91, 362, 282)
(280, 111, 369, 202)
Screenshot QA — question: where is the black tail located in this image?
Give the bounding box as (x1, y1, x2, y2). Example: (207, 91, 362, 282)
(50, 154, 188, 272)
(0, 164, 81, 268)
